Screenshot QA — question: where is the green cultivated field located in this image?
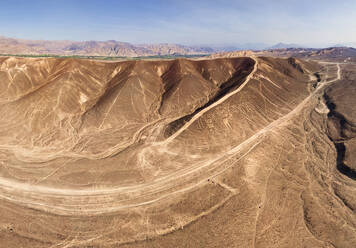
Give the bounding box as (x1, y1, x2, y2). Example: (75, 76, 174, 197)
(0, 53, 209, 61)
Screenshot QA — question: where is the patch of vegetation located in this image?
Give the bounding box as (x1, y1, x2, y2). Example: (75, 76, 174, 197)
(0, 53, 209, 61)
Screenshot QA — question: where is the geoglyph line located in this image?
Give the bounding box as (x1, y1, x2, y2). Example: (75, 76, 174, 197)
(161, 57, 259, 144)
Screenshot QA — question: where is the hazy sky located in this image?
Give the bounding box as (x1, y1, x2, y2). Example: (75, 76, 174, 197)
(1, 0, 356, 46)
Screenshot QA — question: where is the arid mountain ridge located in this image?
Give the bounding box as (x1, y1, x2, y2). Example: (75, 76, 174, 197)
(0, 36, 215, 56)
(1, 35, 356, 58)
(1, 52, 356, 247)
(210, 46, 356, 62)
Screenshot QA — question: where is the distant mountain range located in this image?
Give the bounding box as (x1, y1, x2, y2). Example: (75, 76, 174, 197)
(268, 42, 304, 49)
(0, 36, 275, 56)
(0, 36, 216, 57)
(210, 46, 356, 62)
(0, 36, 355, 57)
(333, 42, 356, 48)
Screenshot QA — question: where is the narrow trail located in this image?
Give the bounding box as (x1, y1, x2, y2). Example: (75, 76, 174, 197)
(0, 59, 342, 215)
(161, 57, 259, 144)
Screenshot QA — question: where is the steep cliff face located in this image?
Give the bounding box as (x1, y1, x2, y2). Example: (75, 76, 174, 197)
(0, 56, 355, 248)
